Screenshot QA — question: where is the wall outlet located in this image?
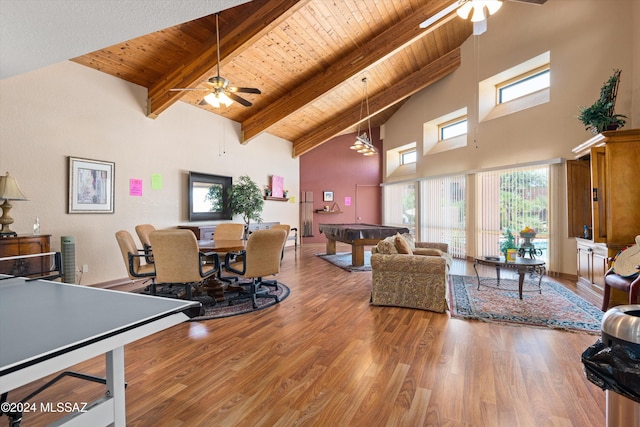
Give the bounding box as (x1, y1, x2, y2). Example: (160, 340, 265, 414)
(82, 264, 89, 273)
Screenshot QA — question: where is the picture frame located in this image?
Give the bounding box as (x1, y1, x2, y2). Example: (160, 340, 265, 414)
(68, 157, 115, 213)
(323, 191, 334, 202)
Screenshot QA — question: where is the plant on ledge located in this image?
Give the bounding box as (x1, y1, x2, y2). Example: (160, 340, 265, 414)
(578, 69, 627, 134)
(227, 175, 264, 235)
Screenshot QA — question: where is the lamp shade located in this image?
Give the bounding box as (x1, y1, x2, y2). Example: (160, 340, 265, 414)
(0, 172, 28, 201)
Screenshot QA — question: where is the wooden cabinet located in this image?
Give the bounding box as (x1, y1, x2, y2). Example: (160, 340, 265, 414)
(576, 238, 609, 292)
(568, 129, 640, 294)
(0, 235, 51, 276)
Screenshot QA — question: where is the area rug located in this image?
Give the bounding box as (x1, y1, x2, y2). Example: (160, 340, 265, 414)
(316, 252, 372, 272)
(449, 275, 603, 334)
(139, 282, 289, 321)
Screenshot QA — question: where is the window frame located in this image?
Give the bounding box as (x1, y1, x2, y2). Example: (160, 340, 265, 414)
(400, 148, 417, 165)
(438, 116, 468, 141)
(496, 65, 550, 104)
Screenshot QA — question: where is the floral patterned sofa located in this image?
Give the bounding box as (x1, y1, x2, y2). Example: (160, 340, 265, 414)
(370, 233, 451, 313)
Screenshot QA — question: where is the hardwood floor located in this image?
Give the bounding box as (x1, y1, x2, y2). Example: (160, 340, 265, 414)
(11, 244, 606, 426)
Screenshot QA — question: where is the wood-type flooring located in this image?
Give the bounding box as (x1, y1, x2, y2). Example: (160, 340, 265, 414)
(9, 243, 606, 426)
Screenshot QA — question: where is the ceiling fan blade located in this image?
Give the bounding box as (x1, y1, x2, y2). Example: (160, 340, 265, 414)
(227, 92, 252, 107)
(229, 86, 261, 94)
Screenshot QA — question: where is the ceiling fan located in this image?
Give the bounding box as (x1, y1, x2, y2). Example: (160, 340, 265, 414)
(420, 0, 547, 35)
(170, 13, 261, 108)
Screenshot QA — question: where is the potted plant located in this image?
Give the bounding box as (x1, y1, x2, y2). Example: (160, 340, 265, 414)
(578, 69, 627, 134)
(499, 228, 517, 259)
(227, 175, 264, 237)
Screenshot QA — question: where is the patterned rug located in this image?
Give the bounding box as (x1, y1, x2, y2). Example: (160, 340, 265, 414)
(449, 275, 603, 334)
(139, 282, 290, 321)
(316, 252, 372, 272)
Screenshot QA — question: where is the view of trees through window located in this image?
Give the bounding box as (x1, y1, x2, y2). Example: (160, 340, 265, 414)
(477, 165, 549, 260)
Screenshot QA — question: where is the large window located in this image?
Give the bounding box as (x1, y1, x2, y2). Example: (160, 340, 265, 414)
(383, 182, 416, 235)
(420, 175, 466, 258)
(476, 165, 549, 260)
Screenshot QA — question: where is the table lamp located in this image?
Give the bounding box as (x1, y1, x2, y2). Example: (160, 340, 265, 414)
(0, 172, 29, 237)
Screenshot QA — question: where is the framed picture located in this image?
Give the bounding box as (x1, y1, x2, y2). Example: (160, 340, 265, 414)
(323, 191, 334, 202)
(68, 157, 115, 213)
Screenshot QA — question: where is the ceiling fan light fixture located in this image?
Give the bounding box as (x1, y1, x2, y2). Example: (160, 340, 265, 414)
(456, 0, 502, 22)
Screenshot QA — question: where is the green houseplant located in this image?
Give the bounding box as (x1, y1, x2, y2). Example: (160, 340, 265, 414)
(499, 228, 517, 258)
(227, 175, 264, 235)
(578, 69, 627, 134)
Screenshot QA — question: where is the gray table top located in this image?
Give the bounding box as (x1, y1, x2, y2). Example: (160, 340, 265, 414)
(0, 276, 200, 376)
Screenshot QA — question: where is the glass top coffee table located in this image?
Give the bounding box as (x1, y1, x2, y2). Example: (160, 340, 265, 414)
(473, 256, 546, 300)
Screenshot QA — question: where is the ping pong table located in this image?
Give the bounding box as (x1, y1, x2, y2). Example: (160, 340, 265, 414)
(0, 275, 200, 426)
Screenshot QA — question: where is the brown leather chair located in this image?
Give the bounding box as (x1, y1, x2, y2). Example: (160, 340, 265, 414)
(223, 229, 287, 308)
(602, 266, 640, 311)
(115, 230, 156, 288)
(149, 229, 219, 300)
(135, 223, 156, 263)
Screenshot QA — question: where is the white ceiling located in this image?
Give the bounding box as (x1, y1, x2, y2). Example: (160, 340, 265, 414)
(0, 0, 249, 79)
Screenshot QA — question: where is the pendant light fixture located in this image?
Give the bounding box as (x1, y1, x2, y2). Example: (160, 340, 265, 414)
(350, 78, 377, 156)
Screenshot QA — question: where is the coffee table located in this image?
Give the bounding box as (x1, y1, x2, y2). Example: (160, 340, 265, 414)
(473, 256, 546, 300)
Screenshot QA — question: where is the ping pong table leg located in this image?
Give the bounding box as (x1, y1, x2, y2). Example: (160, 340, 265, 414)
(105, 347, 126, 426)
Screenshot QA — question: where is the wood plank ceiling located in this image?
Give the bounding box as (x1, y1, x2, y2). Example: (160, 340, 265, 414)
(71, 0, 473, 157)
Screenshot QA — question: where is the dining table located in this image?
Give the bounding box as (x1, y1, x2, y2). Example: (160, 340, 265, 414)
(197, 239, 246, 301)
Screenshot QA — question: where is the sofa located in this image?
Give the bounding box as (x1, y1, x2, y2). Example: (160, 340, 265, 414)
(370, 233, 450, 313)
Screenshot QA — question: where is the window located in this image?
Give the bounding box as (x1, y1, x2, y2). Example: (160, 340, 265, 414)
(420, 174, 466, 258)
(478, 51, 550, 122)
(439, 117, 467, 140)
(383, 182, 416, 235)
(475, 165, 549, 261)
(400, 149, 417, 165)
(498, 67, 550, 104)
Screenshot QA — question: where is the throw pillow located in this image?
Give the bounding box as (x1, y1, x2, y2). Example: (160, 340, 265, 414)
(399, 233, 415, 249)
(376, 236, 398, 254)
(395, 234, 413, 255)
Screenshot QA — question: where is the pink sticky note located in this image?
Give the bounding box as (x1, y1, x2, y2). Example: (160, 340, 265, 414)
(130, 179, 143, 196)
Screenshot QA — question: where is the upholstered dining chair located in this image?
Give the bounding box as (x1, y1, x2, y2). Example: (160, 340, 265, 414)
(223, 228, 288, 309)
(212, 223, 245, 282)
(115, 230, 156, 291)
(149, 229, 220, 300)
(135, 223, 156, 263)
(602, 266, 640, 311)
(271, 224, 297, 253)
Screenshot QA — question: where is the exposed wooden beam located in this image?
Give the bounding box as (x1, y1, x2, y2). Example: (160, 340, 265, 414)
(146, 0, 307, 119)
(240, 0, 457, 143)
(291, 48, 461, 158)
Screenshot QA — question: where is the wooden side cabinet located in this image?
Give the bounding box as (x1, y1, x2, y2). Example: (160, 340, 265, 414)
(576, 238, 608, 292)
(0, 235, 51, 276)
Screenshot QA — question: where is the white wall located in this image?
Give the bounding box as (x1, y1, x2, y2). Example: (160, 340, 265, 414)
(0, 61, 299, 285)
(382, 0, 639, 275)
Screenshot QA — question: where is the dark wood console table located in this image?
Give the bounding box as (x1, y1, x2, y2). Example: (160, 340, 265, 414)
(0, 235, 51, 276)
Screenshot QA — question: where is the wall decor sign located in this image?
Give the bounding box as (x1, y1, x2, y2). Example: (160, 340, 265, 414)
(68, 156, 115, 213)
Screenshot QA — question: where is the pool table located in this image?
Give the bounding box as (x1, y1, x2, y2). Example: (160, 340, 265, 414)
(318, 223, 410, 266)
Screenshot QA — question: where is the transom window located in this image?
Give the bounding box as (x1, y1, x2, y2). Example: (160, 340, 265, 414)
(400, 149, 417, 165)
(439, 117, 467, 140)
(498, 67, 550, 104)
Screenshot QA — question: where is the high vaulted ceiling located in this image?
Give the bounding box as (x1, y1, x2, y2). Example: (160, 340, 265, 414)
(72, 0, 475, 157)
(70, 0, 479, 156)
